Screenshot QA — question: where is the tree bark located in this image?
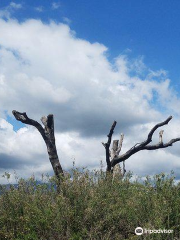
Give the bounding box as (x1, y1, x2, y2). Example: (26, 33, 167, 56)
(12, 111, 64, 184)
(112, 134, 125, 179)
(102, 121, 117, 171)
(103, 116, 180, 171)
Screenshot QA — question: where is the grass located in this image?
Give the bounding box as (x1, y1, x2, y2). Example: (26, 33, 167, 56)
(0, 169, 180, 240)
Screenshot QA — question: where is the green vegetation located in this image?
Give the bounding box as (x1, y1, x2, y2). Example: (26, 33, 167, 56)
(0, 169, 180, 240)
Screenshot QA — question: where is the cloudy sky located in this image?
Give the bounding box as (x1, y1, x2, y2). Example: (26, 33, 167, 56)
(0, 0, 180, 183)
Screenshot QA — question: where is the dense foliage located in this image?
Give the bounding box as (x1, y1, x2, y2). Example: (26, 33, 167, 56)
(0, 169, 179, 240)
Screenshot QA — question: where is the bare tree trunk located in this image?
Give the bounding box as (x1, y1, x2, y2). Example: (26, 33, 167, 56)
(12, 111, 64, 185)
(103, 116, 180, 172)
(111, 135, 125, 180)
(102, 121, 117, 172)
(40, 115, 63, 179)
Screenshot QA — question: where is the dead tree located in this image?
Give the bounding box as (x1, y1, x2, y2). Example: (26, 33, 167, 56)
(111, 134, 126, 180)
(102, 116, 180, 173)
(12, 110, 64, 184)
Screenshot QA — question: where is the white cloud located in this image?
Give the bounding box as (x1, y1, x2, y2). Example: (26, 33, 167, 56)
(0, 2, 22, 19)
(35, 6, 44, 12)
(63, 17, 71, 25)
(9, 2, 22, 9)
(0, 118, 104, 183)
(52, 2, 61, 10)
(0, 17, 180, 182)
(1, 115, 180, 184)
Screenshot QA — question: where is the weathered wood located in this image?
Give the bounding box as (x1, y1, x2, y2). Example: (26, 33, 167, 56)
(159, 130, 164, 144)
(102, 121, 117, 171)
(12, 110, 64, 186)
(117, 133, 124, 155)
(103, 116, 180, 172)
(111, 140, 119, 159)
(111, 116, 180, 167)
(112, 163, 122, 181)
(112, 134, 124, 179)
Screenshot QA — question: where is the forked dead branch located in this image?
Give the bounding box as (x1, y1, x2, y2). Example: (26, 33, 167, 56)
(12, 110, 64, 186)
(102, 116, 180, 173)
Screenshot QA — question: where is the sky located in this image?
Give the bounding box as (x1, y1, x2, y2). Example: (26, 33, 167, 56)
(0, 1, 180, 183)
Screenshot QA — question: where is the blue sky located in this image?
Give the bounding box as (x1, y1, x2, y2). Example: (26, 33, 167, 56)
(1, 1, 180, 182)
(1, 0, 180, 87)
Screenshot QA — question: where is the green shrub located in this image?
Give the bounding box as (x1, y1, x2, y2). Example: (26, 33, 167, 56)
(0, 170, 179, 240)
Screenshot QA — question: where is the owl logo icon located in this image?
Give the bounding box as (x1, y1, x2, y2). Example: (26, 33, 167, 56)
(135, 227, 143, 235)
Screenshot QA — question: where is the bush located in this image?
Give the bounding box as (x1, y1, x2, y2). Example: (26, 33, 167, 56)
(0, 170, 179, 240)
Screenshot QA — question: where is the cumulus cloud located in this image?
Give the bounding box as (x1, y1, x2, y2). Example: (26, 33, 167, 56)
(0, 118, 104, 183)
(0, 18, 171, 136)
(0, 17, 180, 182)
(0, 116, 180, 184)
